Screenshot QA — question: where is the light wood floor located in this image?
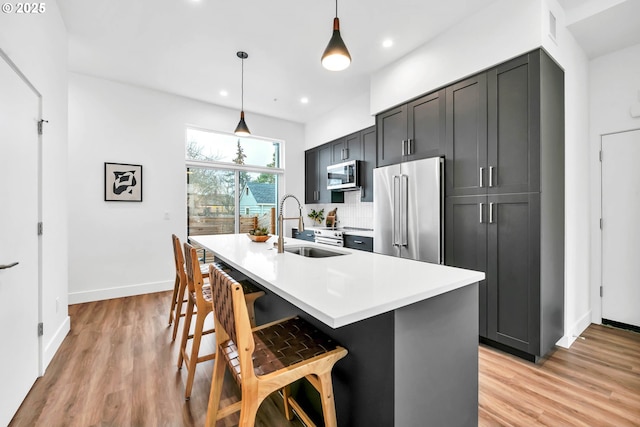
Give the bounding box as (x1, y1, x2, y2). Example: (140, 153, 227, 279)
(10, 291, 640, 427)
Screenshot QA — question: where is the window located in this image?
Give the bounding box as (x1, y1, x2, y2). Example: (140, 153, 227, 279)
(186, 128, 283, 242)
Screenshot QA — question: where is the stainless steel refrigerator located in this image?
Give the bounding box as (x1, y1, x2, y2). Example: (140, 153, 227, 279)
(373, 156, 443, 263)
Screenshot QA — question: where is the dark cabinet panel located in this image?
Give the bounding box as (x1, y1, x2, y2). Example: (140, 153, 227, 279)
(445, 195, 488, 337)
(377, 90, 446, 168)
(292, 228, 315, 242)
(407, 89, 446, 161)
(486, 193, 540, 353)
(305, 149, 318, 204)
(332, 131, 362, 163)
(344, 235, 373, 252)
(377, 105, 407, 167)
(305, 144, 344, 204)
(445, 74, 488, 197)
(360, 126, 376, 202)
(487, 53, 540, 194)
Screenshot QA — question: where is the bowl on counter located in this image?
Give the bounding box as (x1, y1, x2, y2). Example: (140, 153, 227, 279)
(246, 233, 271, 242)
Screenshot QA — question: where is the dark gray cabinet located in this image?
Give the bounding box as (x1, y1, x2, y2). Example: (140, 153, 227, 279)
(445, 195, 488, 336)
(331, 131, 362, 163)
(446, 53, 543, 197)
(360, 126, 376, 202)
(306, 126, 376, 204)
(444, 49, 564, 361)
(444, 74, 487, 196)
(377, 89, 446, 167)
(305, 144, 343, 204)
(344, 235, 373, 252)
(292, 228, 315, 242)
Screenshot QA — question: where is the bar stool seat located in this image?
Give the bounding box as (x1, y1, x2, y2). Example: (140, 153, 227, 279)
(206, 264, 348, 427)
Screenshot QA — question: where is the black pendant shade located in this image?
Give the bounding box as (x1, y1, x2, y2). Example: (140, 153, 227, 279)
(234, 51, 251, 136)
(321, 1, 351, 71)
(234, 111, 250, 136)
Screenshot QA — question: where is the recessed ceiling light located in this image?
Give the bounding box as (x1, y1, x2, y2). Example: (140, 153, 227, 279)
(220, 90, 228, 97)
(382, 39, 393, 48)
(301, 97, 309, 104)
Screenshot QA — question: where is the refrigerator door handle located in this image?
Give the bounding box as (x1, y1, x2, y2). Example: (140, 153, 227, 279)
(393, 175, 401, 246)
(400, 175, 409, 246)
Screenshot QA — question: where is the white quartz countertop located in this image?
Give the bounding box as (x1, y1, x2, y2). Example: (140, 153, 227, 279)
(190, 234, 484, 329)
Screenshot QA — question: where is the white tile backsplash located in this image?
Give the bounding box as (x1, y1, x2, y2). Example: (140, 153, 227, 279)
(304, 190, 373, 229)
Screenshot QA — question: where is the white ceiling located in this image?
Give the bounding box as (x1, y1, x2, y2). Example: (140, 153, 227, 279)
(58, 0, 640, 125)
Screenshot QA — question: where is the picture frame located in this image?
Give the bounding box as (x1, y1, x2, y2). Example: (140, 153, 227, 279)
(104, 162, 143, 202)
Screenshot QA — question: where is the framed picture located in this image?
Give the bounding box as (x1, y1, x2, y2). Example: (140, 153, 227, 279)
(104, 162, 143, 202)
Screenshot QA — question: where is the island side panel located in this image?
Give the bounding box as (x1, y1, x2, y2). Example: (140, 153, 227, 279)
(394, 283, 479, 427)
(254, 288, 396, 427)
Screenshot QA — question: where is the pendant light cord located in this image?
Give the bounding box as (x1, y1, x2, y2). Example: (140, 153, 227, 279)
(241, 57, 244, 111)
(335, 0, 338, 18)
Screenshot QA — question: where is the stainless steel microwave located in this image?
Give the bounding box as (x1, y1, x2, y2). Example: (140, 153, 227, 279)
(327, 160, 360, 190)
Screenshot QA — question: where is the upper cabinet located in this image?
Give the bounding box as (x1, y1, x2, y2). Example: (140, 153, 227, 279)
(360, 126, 376, 202)
(444, 74, 488, 196)
(376, 89, 446, 167)
(305, 144, 344, 204)
(331, 131, 362, 163)
(446, 52, 542, 197)
(305, 126, 376, 204)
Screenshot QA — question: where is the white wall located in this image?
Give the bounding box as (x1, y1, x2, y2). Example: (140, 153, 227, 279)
(68, 73, 304, 303)
(588, 42, 640, 323)
(0, 0, 70, 369)
(370, 0, 541, 115)
(304, 91, 374, 149)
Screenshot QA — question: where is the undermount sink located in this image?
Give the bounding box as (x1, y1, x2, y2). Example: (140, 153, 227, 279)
(284, 245, 348, 258)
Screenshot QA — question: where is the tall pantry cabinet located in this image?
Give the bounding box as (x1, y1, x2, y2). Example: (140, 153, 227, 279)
(444, 49, 564, 361)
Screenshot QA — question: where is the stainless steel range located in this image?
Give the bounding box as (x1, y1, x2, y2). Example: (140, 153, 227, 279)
(313, 228, 344, 247)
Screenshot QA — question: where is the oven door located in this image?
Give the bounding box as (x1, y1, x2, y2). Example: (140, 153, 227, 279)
(314, 236, 344, 247)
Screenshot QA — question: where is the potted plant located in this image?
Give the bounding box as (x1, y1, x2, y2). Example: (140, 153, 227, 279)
(307, 208, 324, 226)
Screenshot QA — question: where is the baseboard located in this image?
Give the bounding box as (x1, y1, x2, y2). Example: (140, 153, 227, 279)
(68, 280, 174, 305)
(42, 315, 70, 374)
(556, 310, 592, 348)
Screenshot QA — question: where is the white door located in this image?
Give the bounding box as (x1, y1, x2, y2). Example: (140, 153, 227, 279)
(601, 129, 640, 328)
(0, 51, 41, 425)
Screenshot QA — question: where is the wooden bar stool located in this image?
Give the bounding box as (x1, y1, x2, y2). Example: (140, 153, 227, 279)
(206, 264, 348, 427)
(168, 234, 210, 341)
(178, 242, 264, 400)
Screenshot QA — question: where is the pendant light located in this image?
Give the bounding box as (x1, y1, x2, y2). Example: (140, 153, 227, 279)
(234, 51, 251, 136)
(321, 0, 351, 71)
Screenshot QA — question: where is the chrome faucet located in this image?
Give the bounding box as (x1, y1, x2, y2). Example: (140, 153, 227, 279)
(277, 194, 304, 253)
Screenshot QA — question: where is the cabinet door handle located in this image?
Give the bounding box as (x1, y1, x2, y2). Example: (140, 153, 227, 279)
(354, 240, 363, 244)
(489, 166, 494, 188)
(407, 138, 413, 155)
(489, 202, 494, 224)
(479, 167, 484, 188)
(479, 203, 484, 223)
(401, 140, 407, 156)
(344, 147, 349, 159)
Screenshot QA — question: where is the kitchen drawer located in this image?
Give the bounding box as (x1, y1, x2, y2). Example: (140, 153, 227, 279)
(344, 235, 373, 252)
(292, 228, 315, 242)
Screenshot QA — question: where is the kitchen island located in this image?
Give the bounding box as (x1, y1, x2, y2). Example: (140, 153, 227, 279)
(191, 233, 484, 427)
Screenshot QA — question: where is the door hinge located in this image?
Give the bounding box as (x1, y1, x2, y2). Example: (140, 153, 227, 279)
(38, 322, 44, 336)
(599, 150, 603, 162)
(599, 218, 603, 230)
(599, 286, 603, 298)
(37, 222, 43, 235)
(37, 119, 48, 135)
